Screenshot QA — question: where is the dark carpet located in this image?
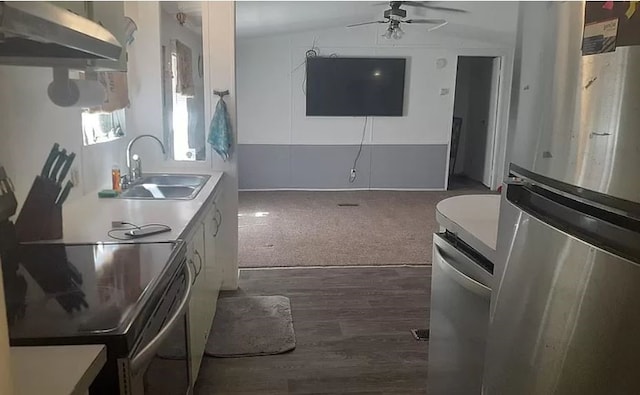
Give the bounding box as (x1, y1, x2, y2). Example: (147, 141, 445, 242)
(239, 181, 488, 267)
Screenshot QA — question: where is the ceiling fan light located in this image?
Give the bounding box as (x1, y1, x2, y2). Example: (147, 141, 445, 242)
(393, 26, 404, 39)
(383, 27, 393, 39)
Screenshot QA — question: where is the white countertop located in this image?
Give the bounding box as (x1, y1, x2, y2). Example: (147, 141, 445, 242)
(7, 173, 223, 394)
(436, 194, 500, 262)
(11, 345, 106, 395)
(60, 172, 223, 243)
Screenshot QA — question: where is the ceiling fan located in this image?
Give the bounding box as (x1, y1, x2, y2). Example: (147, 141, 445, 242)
(347, 1, 468, 39)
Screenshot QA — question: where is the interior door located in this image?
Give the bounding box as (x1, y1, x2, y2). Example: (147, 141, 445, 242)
(483, 57, 501, 188)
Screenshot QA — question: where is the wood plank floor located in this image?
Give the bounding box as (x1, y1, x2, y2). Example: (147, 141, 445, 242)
(194, 266, 431, 395)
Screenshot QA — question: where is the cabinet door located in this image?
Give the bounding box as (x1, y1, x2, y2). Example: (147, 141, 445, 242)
(204, 196, 222, 306)
(187, 223, 207, 385)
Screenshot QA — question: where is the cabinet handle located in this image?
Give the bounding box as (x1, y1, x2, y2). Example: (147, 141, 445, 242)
(211, 215, 219, 237)
(187, 259, 197, 285)
(194, 250, 203, 277)
(213, 208, 222, 237)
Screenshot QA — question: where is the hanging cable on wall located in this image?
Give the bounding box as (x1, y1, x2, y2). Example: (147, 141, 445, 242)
(291, 38, 337, 96)
(301, 48, 316, 96)
(349, 116, 368, 183)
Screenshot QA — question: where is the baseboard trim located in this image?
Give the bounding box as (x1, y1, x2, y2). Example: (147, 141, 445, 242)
(239, 188, 447, 192)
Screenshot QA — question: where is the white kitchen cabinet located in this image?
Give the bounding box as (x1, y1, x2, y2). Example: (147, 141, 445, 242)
(203, 195, 223, 327)
(186, 222, 207, 385)
(187, 192, 224, 386)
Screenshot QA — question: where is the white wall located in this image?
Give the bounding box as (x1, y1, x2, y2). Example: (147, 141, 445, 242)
(203, 1, 239, 289)
(0, 66, 128, 208)
(237, 3, 518, 149)
(0, 2, 165, 208)
(160, 6, 206, 159)
(126, 2, 215, 175)
(123, 2, 167, 172)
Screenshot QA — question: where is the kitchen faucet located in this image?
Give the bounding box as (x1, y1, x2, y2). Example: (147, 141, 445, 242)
(123, 134, 166, 189)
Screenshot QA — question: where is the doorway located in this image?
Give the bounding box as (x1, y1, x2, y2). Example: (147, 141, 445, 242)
(448, 56, 501, 190)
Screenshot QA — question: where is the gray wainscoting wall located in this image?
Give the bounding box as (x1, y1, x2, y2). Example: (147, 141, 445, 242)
(238, 144, 448, 190)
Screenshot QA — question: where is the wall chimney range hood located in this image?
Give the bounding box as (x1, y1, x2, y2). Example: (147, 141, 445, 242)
(0, 2, 122, 69)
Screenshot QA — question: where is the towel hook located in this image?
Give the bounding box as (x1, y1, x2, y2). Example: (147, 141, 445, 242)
(213, 90, 229, 98)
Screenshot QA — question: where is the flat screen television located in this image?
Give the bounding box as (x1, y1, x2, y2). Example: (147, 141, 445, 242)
(306, 57, 406, 117)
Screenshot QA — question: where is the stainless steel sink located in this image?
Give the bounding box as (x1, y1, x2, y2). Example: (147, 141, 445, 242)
(135, 174, 208, 187)
(119, 174, 210, 200)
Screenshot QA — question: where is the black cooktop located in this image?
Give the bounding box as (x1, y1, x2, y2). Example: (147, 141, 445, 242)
(3, 241, 185, 348)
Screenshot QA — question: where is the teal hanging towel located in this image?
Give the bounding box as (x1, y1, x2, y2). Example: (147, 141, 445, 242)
(208, 90, 233, 161)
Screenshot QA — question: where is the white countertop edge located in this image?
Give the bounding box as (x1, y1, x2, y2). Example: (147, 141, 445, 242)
(435, 194, 500, 263)
(11, 344, 106, 395)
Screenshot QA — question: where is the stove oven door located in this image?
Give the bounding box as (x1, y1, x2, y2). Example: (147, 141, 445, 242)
(119, 260, 193, 395)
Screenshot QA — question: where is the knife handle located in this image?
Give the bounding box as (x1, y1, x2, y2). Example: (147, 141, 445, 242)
(57, 152, 76, 185)
(49, 149, 67, 180)
(41, 143, 60, 177)
(56, 180, 73, 206)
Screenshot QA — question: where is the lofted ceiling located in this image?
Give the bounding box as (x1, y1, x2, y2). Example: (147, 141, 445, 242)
(235, 1, 518, 39)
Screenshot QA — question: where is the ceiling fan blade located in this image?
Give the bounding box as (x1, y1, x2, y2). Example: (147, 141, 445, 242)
(404, 18, 447, 24)
(427, 20, 449, 31)
(347, 20, 388, 27)
(403, 1, 468, 13)
(401, 1, 433, 8)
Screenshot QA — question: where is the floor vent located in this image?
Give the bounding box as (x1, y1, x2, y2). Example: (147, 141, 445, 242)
(337, 203, 359, 207)
(411, 329, 429, 341)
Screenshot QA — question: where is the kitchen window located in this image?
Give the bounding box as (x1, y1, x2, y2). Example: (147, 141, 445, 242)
(171, 52, 193, 161)
(81, 109, 126, 146)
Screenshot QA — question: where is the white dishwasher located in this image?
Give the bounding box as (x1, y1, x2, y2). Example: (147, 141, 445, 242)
(427, 194, 499, 395)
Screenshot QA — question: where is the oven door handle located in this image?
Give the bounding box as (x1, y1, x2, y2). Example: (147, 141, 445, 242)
(434, 239, 491, 299)
(130, 262, 193, 374)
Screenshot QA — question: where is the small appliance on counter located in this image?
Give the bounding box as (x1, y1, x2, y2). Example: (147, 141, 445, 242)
(427, 194, 499, 395)
(2, 240, 191, 395)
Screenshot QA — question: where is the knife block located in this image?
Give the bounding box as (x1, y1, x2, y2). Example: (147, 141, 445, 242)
(15, 176, 63, 242)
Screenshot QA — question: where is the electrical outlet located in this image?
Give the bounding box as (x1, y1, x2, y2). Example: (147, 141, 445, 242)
(70, 167, 80, 186)
(349, 168, 357, 182)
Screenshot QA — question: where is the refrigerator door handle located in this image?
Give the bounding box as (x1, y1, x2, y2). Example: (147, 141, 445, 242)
(434, 239, 491, 299)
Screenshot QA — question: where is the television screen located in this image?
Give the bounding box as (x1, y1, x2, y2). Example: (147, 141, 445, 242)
(306, 57, 406, 117)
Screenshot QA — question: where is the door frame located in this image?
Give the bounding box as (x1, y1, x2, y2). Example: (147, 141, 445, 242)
(444, 48, 514, 191)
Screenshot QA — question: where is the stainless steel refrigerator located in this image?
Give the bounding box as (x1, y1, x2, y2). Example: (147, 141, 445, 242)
(484, 1, 640, 394)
